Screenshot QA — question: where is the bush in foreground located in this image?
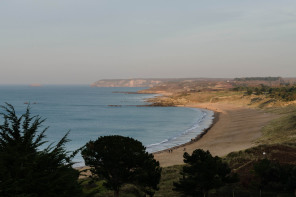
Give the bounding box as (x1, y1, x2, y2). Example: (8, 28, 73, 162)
(82, 135, 162, 197)
(173, 149, 238, 197)
(253, 159, 296, 193)
(0, 103, 82, 197)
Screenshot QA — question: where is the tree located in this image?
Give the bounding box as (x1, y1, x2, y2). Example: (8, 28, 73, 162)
(136, 153, 162, 197)
(0, 103, 82, 197)
(253, 159, 296, 193)
(81, 135, 161, 197)
(173, 149, 238, 197)
(246, 89, 253, 95)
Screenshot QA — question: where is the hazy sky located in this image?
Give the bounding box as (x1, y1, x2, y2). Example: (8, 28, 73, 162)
(0, 0, 295, 84)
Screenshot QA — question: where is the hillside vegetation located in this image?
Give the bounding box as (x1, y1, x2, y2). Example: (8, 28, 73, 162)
(82, 77, 296, 196)
(140, 77, 296, 196)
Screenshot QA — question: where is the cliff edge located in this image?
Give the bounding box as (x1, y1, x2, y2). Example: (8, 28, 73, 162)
(91, 79, 165, 87)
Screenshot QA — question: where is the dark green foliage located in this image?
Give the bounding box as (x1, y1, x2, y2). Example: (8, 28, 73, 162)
(246, 89, 253, 95)
(136, 154, 162, 196)
(173, 149, 238, 197)
(253, 159, 296, 192)
(81, 135, 161, 197)
(233, 84, 296, 101)
(0, 103, 82, 197)
(234, 77, 281, 82)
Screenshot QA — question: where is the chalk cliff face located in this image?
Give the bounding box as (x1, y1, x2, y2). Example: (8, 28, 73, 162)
(91, 79, 164, 87)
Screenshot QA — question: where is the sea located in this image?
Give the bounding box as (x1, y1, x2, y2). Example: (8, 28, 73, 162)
(0, 85, 214, 166)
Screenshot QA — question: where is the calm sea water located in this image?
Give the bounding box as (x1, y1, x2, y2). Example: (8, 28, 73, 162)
(0, 85, 213, 166)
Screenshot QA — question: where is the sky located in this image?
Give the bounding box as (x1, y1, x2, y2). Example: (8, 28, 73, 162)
(0, 0, 295, 84)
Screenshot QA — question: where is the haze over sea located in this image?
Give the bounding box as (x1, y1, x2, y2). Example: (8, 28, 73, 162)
(0, 85, 213, 166)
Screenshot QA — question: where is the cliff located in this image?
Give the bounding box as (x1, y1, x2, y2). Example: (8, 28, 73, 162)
(91, 79, 165, 87)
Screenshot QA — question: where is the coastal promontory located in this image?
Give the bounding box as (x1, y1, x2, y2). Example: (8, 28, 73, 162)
(91, 78, 165, 87)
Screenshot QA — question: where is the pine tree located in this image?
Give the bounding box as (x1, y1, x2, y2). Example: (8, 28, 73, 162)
(0, 103, 82, 197)
(173, 149, 237, 197)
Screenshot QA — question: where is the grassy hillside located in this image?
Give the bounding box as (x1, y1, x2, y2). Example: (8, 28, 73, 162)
(257, 105, 296, 144)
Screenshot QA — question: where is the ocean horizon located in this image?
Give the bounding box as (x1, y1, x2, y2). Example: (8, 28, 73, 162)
(0, 85, 213, 166)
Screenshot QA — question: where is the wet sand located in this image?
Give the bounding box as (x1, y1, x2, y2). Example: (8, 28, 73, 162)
(153, 103, 278, 167)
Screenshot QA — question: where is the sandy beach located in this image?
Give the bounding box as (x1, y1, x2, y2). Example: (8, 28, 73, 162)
(153, 102, 278, 167)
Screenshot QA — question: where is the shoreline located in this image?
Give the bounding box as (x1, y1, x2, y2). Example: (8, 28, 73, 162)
(76, 106, 219, 177)
(152, 110, 219, 154)
(153, 102, 278, 167)
(144, 91, 219, 154)
(77, 90, 278, 171)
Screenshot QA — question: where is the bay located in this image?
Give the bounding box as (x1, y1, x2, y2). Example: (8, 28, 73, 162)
(0, 85, 213, 166)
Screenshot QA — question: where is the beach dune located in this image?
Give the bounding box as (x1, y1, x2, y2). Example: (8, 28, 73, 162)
(153, 103, 278, 167)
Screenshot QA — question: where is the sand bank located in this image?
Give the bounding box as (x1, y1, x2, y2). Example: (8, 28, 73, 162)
(153, 103, 278, 167)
